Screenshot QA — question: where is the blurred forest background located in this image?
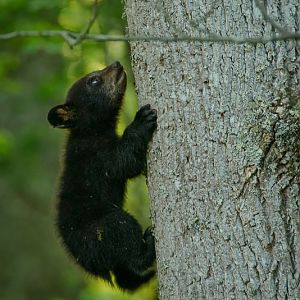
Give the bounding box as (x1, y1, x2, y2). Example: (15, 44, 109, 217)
(0, 0, 156, 299)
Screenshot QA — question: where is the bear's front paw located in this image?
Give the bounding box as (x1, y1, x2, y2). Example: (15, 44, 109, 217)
(134, 104, 157, 134)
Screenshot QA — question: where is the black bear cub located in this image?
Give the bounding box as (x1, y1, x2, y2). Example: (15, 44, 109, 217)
(48, 61, 157, 290)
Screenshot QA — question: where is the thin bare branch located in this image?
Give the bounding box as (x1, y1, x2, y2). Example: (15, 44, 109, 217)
(0, 30, 78, 45)
(0, 30, 299, 45)
(253, 0, 288, 34)
(72, 0, 99, 47)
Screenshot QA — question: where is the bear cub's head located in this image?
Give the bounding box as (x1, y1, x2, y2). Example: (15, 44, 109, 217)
(48, 61, 127, 131)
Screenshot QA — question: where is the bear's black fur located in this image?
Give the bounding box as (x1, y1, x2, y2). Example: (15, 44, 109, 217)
(48, 61, 157, 290)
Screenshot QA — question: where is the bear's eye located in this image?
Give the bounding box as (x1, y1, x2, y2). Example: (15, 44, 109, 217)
(88, 76, 101, 86)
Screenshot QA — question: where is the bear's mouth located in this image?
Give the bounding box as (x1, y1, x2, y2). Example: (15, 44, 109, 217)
(116, 69, 126, 90)
(114, 65, 127, 94)
(112, 62, 126, 86)
(116, 68, 125, 83)
(105, 61, 127, 92)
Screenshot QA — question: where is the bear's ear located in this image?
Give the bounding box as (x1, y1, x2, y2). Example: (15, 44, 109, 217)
(48, 104, 77, 128)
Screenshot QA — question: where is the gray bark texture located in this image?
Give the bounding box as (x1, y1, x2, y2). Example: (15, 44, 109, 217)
(124, 1, 300, 299)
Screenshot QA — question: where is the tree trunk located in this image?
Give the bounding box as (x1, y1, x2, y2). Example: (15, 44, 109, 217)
(124, 1, 300, 299)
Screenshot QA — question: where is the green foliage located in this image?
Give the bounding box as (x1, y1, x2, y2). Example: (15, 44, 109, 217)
(0, 1, 155, 299)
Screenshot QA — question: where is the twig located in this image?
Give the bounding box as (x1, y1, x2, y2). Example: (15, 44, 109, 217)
(71, 0, 99, 47)
(253, 0, 288, 34)
(0, 30, 78, 45)
(0, 30, 299, 45)
(0, 0, 298, 47)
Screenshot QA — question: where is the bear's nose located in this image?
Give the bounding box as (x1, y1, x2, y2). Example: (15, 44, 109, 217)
(110, 61, 122, 69)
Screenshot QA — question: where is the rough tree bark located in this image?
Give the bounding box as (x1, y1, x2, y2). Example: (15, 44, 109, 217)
(125, 1, 300, 299)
